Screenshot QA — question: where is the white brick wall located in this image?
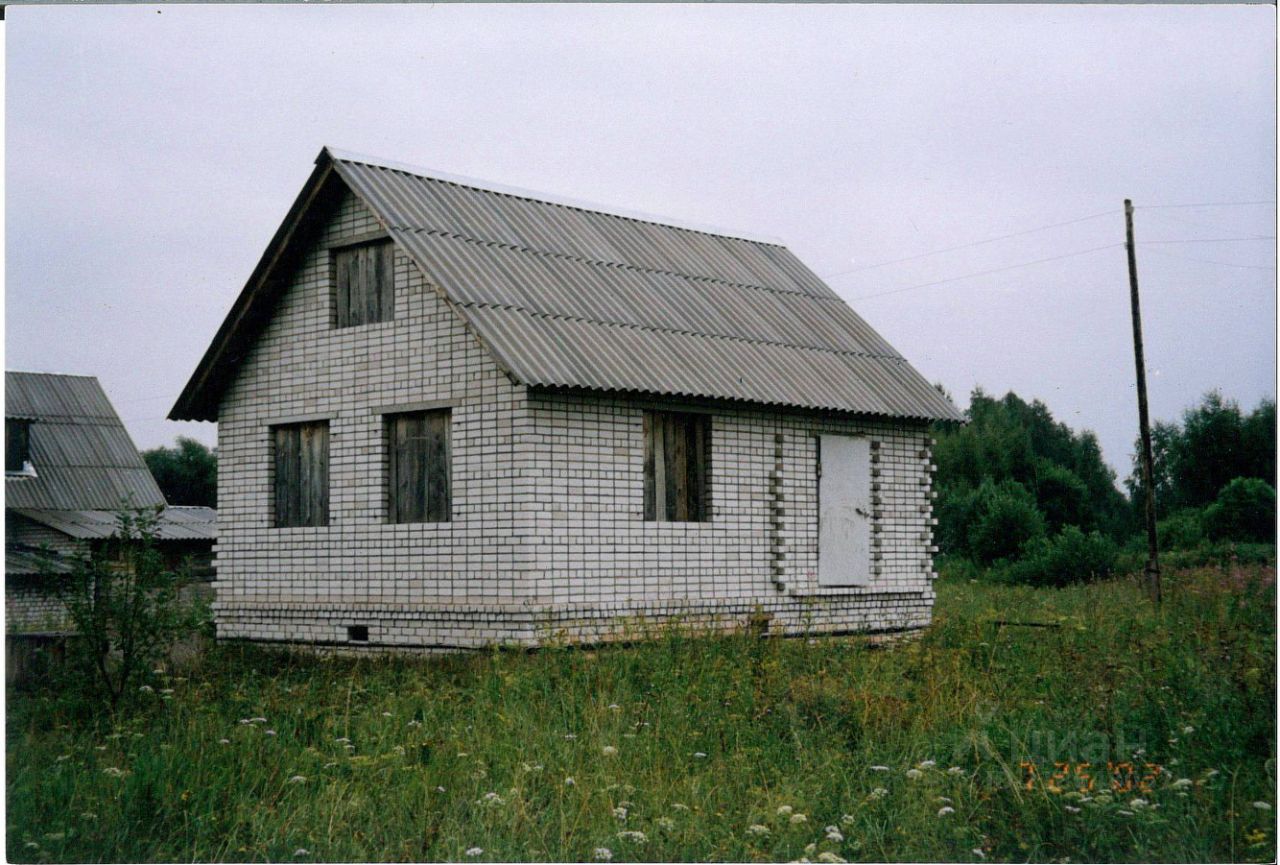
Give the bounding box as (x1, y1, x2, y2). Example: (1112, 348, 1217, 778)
(214, 186, 937, 649)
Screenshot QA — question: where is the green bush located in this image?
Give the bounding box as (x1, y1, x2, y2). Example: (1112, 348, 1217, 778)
(1158, 508, 1207, 551)
(997, 525, 1119, 587)
(966, 480, 1046, 564)
(1202, 477, 1276, 543)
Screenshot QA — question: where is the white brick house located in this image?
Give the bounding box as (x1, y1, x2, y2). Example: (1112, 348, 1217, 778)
(170, 148, 961, 651)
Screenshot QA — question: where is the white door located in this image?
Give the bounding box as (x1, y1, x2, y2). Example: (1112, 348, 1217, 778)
(818, 435, 872, 587)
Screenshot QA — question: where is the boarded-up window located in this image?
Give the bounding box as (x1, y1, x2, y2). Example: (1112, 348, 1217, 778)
(5, 420, 31, 474)
(333, 240, 395, 328)
(643, 411, 709, 522)
(387, 410, 451, 523)
(272, 421, 329, 528)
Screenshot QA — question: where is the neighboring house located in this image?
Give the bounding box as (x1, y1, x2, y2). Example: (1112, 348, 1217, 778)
(6, 372, 216, 632)
(169, 147, 962, 652)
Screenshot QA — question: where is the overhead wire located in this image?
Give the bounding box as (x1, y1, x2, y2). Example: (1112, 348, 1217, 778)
(821, 210, 1115, 279)
(849, 243, 1123, 301)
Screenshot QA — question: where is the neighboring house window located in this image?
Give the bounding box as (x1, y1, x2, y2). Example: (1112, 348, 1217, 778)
(643, 411, 710, 522)
(5, 419, 33, 475)
(333, 239, 395, 328)
(386, 410, 451, 523)
(272, 421, 329, 527)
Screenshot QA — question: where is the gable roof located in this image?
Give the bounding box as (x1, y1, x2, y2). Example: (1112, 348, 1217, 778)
(6, 372, 167, 510)
(171, 147, 962, 423)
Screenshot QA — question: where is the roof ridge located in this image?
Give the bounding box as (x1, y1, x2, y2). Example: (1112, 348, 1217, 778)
(324, 147, 789, 247)
(394, 225, 840, 304)
(461, 300, 905, 362)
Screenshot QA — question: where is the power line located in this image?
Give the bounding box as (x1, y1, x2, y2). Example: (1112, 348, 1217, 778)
(1140, 236, 1277, 244)
(849, 243, 1122, 301)
(821, 210, 1114, 279)
(1140, 245, 1277, 271)
(1140, 207, 1276, 241)
(1139, 200, 1276, 210)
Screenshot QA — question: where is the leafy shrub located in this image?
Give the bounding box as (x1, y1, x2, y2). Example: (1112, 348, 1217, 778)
(966, 480, 1046, 564)
(997, 525, 1119, 587)
(1034, 459, 1091, 532)
(1158, 508, 1206, 551)
(1202, 477, 1276, 543)
(52, 507, 205, 710)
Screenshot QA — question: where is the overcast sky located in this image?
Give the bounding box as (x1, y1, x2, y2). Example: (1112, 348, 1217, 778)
(6, 4, 1275, 484)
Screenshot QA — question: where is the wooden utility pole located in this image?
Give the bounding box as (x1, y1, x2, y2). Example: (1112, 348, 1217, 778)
(1125, 199, 1162, 604)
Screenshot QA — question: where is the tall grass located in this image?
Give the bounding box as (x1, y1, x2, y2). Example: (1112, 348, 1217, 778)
(7, 564, 1276, 863)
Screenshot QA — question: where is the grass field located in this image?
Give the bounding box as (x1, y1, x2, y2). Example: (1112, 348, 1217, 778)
(7, 563, 1276, 863)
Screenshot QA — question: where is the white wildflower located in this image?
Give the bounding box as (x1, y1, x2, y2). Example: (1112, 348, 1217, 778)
(906, 768, 924, 780)
(478, 792, 504, 806)
(593, 848, 613, 861)
(918, 760, 936, 769)
(612, 806, 628, 820)
(616, 830, 648, 844)
(564, 777, 576, 786)
(840, 813, 856, 826)
(288, 775, 307, 784)
(407, 719, 422, 728)
(936, 796, 953, 805)
(335, 737, 350, 744)
(55, 755, 71, 762)
(672, 803, 690, 812)
(602, 745, 618, 756)
(1182, 725, 1195, 735)
(1065, 805, 1081, 813)
(465, 847, 483, 857)
(693, 751, 707, 758)
(1171, 778, 1193, 790)
(607, 703, 621, 711)
(789, 813, 808, 824)
(655, 816, 675, 831)
(804, 843, 817, 855)
(435, 786, 446, 793)
(564, 733, 577, 740)
(1205, 769, 1220, 778)
(937, 806, 955, 817)
(972, 849, 986, 859)
(264, 729, 276, 737)
(1130, 798, 1149, 810)
(869, 765, 890, 772)
(382, 711, 392, 718)
(869, 787, 889, 799)
(776, 805, 794, 816)
(1252, 801, 1272, 810)
(139, 685, 154, 693)
(294, 849, 310, 857)
(102, 767, 125, 777)
(747, 824, 770, 836)
(825, 827, 844, 842)
(1117, 809, 1134, 817)
(251, 717, 267, 724)
(219, 738, 230, 745)
(817, 854, 847, 864)
(24, 842, 39, 850)
(947, 766, 965, 776)
(159, 688, 174, 695)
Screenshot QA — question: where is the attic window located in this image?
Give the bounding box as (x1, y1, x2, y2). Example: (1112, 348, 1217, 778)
(5, 419, 34, 476)
(332, 239, 395, 328)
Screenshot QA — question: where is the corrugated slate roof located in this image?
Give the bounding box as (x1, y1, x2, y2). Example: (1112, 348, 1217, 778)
(6, 372, 167, 510)
(171, 148, 961, 422)
(12, 507, 217, 541)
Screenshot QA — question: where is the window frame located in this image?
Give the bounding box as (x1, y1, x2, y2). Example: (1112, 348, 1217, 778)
(642, 410, 710, 522)
(386, 409, 452, 524)
(331, 237, 396, 329)
(5, 419, 33, 476)
(271, 420, 330, 528)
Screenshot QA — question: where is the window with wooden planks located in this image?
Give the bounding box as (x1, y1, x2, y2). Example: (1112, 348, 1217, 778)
(386, 410, 451, 523)
(272, 421, 329, 528)
(332, 239, 395, 328)
(643, 411, 710, 522)
(5, 419, 31, 475)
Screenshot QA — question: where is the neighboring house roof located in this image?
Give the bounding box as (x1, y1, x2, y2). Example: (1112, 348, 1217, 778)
(11, 506, 217, 541)
(7, 372, 166, 510)
(170, 147, 962, 423)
